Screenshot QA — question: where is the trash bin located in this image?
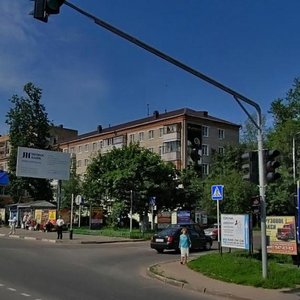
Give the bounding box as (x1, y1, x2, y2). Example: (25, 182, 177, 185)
(69, 229, 73, 240)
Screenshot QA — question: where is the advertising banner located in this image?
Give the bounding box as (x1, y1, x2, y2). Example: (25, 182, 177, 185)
(177, 210, 191, 224)
(221, 214, 250, 249)
(16, 147, 71, 180)
(157, 211, 171, 229)
(266, 216, 297, 255)
(90, 207, 104, 229)
(187, 123, 202, 166)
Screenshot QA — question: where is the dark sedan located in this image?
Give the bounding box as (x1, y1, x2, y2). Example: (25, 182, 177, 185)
(150, 227, 213, 253)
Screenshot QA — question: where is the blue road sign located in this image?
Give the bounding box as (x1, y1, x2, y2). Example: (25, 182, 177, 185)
(211, 185, 224, 201)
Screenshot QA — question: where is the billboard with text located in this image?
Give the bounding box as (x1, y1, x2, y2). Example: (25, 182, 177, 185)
(16, 147, 71, 180)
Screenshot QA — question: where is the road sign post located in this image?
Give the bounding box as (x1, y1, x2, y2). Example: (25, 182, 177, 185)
(211, 185, 224, 249)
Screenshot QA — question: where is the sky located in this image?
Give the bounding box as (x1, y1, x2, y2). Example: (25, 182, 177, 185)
(0, 1, 299, 135)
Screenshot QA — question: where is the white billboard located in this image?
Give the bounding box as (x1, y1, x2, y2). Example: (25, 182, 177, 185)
(16, 147, 71, 180)
(221, 214, 250, 250)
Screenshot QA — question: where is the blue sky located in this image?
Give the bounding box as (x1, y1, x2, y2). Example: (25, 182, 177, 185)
(1, 1, 299, 135)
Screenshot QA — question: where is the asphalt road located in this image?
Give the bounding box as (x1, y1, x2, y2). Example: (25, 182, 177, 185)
(0, 238, 223, 300)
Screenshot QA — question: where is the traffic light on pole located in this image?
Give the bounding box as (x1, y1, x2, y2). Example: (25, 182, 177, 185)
(241, 151, 259, 184)
(32, 0, 64, 23)
(265, 149, 281, 183)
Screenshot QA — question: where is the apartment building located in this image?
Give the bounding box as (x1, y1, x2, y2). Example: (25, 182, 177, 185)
(59, 108, 240, 176)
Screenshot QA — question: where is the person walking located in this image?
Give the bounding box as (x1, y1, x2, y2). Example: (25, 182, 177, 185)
(9, 216, 17, 235)
(56, 215, 65, 239)
(179, 227, 191, 265)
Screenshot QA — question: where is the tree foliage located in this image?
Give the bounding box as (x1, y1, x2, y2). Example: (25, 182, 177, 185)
(5, 83, 53, 202)
(82, 144, 178, 216)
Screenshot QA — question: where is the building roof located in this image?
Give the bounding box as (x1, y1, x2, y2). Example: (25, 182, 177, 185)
(59, 107, 240, 144)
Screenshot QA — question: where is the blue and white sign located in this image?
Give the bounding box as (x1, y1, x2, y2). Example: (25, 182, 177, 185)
(221, 214, 250, 250)
(211, 185, 224, 201)
(149, 196, 156, 207)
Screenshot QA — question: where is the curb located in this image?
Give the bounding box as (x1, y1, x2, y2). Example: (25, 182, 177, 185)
(147, 262, 259, 300)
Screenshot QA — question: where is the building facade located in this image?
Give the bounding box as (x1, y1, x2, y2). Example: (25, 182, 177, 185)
(59, 108, 240, 176)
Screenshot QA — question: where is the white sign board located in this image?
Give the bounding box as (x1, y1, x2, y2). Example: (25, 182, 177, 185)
(221, 214, 250, 250)
(16, 147, 71, 180)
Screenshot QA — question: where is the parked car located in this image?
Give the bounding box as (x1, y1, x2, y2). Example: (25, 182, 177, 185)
(204, 223, 220, 240)
(166, 223, 203, 234)
(150, 227, 213, 253)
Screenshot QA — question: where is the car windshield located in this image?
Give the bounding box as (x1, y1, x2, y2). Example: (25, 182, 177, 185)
(157, 228, 178, 236)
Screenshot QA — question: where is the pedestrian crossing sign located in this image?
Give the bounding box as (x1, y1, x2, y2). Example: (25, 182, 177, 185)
(211, 185, 224, 201)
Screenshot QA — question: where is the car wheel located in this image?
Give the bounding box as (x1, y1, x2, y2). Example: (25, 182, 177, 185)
(156, 249, 164, 254)
(204, 241, 212, 251)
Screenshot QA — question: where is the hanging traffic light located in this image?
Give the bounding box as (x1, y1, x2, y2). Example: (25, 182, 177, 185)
(32, 0, 64, 23)
(265, 149, 281, 183)
(241, 151, 259, 184)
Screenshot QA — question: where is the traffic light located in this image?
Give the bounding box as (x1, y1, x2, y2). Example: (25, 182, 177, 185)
(241, 151, 259, 184)
(265, 149, 281, 183)
(32, 0, 64, 23)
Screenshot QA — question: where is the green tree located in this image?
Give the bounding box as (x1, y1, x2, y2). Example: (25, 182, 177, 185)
(61, 155, 82, 208)
(269, 77, 300, 127)
(82, 143, 177, 218)
(5, 82, 53, 202)
(201, 145, 257, 216)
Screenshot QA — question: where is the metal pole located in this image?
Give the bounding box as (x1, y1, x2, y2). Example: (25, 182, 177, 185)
(70, 193, 74, 231)
(63, 0, 266, 277)
(257, 117, 268, 278)
(293, 136, 296, 184)
(297, 180, 300, 244)
(78, 204, 81, 228)
(130, 190, 133, 234)
(217, 200, 220, 250)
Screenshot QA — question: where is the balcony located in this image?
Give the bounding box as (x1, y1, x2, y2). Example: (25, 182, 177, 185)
(162, 151, 181, 161)
(162, 132, 181, 142)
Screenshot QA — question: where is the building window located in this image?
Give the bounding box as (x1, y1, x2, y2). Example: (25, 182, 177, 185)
(148, 130, 154, 139)
(85, 144, 89, 152)
(92, 143, 97, 151)
(84, 159, 88, 166)
(202, 126, 209, 137)
(202, 163, 209, 175)
(159, 128, 164, 138)
(218, 147, 225, 155)
(164, 124, 177, 134)
(113, 136, 123, 145)
(218, 129, 225, 140)
(70, 147, 74, 153)
(77, 160, 82, 168)
(148, 147, 154, 152)
(164, 141, 180, 153)
(63, 149, 68, 153)
(139, 132, 144, 141)
(129, 134, 135, 143)
(202, 144, 209, 156)
(78, 145, 82, 153)
(99, 141, 103, 148)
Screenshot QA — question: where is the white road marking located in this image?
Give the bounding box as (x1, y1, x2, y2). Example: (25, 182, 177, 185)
(21, 292, 31, 297)
(8, 287, 17, 291)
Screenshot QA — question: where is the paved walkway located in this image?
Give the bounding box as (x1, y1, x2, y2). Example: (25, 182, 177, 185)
(1, 226, 300, 300)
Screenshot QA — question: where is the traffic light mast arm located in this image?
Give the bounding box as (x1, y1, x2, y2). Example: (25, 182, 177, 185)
(60, 0, 269, 279)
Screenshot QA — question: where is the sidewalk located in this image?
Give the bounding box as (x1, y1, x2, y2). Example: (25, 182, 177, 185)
(148, 259, 300, 300)
(0, 226, 140, 244)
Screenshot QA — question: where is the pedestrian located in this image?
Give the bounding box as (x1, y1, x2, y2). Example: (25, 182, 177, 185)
(56, 215, 65, 239)
(179, 227, 191, 265)
(9, 216, 17, 235)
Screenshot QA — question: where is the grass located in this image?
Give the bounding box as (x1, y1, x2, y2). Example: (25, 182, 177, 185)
(73, 226, 153, 239)
(188, 251, 300, 289)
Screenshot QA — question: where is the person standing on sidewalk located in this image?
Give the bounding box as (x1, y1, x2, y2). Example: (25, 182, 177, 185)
(9, 216, 17, 235)
(179, 227, 191, 265)
(56, 215, 64, 239)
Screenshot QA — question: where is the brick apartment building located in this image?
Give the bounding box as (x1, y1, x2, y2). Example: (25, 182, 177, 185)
(59, 108, 240, 176)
